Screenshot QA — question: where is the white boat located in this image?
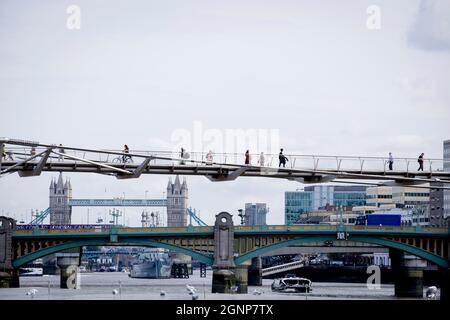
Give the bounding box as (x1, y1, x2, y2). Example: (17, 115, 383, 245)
(271, 275, 312, 293)
(19, 267, 44, 276)
(20, 259, 44, 276)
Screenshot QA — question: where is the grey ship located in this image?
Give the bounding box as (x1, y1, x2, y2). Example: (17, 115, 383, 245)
(129, 249, 172, 278)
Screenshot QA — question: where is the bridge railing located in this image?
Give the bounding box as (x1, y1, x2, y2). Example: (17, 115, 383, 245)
(12, 224, 449, 237)
(14, 225, 215, 236)
(234, 224, 449, 234)
(4, 144, 449, 175)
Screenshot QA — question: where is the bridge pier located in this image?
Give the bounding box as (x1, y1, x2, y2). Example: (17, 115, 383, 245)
(211, 212, 237, 293)
(390, 249, 426, 298)
(170, 253, 192, 278)
(439, 268, 450, 301)
(0, 216, 19, 288)
(0, 269, 19, 288)
(235, 261, 251, 293)
(248, 256, 262, 286)
(212, 268, 237, 293)
(56, 253, 81, 289)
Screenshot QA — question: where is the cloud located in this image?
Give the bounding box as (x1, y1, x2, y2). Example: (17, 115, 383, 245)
(408, 0, 450, 52)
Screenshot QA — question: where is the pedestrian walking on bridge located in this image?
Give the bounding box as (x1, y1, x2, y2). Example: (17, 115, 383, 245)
(388, 152, 394, 171)
(417, 153, 424, 171)
(245, 150, 251, 165)
(258, 152, 265, 167)
(279, 148, 289, 168)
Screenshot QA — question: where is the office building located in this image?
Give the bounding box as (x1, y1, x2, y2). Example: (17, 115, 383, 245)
(444, 140, 450, 223)
(284, 185, 367, 225)
(366, 186, 429, 208)
(244, 203, 267, 226)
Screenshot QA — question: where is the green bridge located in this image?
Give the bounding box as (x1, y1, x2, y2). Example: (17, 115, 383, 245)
(10, 224, 450, 268)
(1, 215, 450, 299)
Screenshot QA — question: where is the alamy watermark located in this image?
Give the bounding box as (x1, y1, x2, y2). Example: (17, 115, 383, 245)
(66, 5, 81, 30)
(171, 120, 281, 159)
(66, 265, 79, 289)
(366, 265, 381, 290)
(366, 5, 381, 30)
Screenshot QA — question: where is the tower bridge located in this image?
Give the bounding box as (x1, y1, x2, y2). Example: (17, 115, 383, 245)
(30, 171, 206, 226)
(69, 199, 167, 207)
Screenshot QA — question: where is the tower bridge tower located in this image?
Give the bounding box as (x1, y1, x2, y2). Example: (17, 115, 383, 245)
(166, 175, 191, 276)
(166, 175, 188, 227)
(49, 172, 72, 224)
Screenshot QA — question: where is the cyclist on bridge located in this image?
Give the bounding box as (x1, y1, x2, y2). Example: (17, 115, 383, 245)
(123, 144, 132, 163)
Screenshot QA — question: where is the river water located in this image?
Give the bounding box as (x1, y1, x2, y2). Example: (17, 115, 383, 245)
(0, 272, 438, 300)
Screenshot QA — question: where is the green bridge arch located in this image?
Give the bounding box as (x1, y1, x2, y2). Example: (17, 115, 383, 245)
(13, 235, 449, 269)
(12, 238, 214, 268)
(234, 235, 449, 268)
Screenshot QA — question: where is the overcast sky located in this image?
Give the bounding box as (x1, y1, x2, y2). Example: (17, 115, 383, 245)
(1, 0, 449, 226)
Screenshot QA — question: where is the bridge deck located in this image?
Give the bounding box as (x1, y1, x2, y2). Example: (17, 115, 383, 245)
(12, 225, 450, 239)
(1, 139, 449, 185)
(2, 160, 450, 184)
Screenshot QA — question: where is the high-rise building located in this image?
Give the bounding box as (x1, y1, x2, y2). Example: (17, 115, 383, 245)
(284, 185, 367, 225)
(444, 140, 450, 223)
(49, 172, 72, 224)
(166, 175, 188, 227)
(244, 203, 267, 226)
(429, 183, 444, 227)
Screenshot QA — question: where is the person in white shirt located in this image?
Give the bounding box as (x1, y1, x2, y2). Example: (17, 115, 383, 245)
(258, 152, 265, 167)
(388, 152, 394, 171)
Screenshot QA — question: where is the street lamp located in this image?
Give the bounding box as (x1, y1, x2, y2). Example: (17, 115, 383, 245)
(238, 209, 245, 225)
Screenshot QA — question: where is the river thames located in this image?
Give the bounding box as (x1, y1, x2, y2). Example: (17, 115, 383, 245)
(0, 272, 438, 300)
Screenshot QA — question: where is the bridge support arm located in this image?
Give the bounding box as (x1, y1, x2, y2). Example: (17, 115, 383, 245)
(289, 174, 336, 184)
(17, 148, 52, 177)
(206, 167, 248, 182)
(32, 149, 52, 176)
(116, 157, 154, 179)
(3, 148, 52, 176)
(52, 150, 132, 175)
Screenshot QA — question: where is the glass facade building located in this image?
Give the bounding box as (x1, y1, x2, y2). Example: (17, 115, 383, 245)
(284, 185, 367, 224)
(244, 203, 267, 226)
(428, 140, 450, 227)
(444, 140, 450, 220)
(285, 192, 313, 224)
